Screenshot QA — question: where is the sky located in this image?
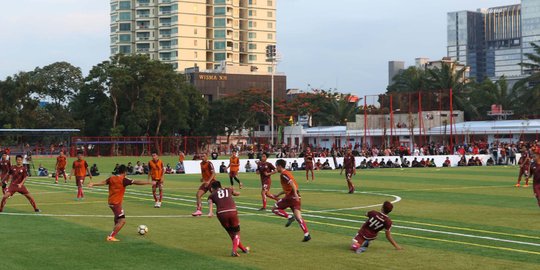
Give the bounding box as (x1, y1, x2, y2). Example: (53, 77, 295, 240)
(0, 0, 520, 97)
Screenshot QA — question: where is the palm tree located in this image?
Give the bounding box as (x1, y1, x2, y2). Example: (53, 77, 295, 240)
(468, 76, 519, 120)
(425, 61, 476, 119)
(317, 94, 359, 126)
(517, 42, 540, 117)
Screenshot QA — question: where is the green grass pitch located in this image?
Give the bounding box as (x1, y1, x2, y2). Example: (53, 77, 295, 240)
(1, 156, 539, 269)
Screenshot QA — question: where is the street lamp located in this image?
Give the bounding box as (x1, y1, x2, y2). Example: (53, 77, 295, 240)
(266, 45, 277, 146)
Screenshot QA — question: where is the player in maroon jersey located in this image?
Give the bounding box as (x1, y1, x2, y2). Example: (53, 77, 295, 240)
(0, 151, 11, 194)
(530, 155, 540, 207)
(340, 148, 356, 194)
(0, 155, 40, 213)
(350, 201, 401, 254)
(207, 181, 250, 257)
(256, 153, 278, 210)
(272, 159, 311, 242)
(304, 147, 315, 182)
(516, 152, 531, 187)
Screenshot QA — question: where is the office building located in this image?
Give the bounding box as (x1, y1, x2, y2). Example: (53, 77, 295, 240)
(447, 0, 540, 82)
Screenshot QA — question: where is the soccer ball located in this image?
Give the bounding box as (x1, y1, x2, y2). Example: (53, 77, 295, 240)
(138, 225, 148, 235)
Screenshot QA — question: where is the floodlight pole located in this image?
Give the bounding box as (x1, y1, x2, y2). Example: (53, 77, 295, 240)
(271, 58, 275, 147)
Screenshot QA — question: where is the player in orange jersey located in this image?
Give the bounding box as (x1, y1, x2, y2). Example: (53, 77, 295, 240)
(147, 152, 165, 208)
(70, 151, 92, 200)
(227, 150, 243, 188)
(55, 151, 68, 184)
(192, 153, 216, 216)
(272, 159, 311, 242)
(88, 164, 151, 241)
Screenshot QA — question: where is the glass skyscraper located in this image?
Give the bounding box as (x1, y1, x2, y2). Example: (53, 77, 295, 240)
(447, 0, 540, 82)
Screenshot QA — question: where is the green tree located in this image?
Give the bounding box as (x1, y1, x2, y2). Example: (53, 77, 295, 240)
(33, 62, 83, 105)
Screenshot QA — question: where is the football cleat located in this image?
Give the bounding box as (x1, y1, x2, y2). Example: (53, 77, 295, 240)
(191, 210, 202, 217)
(154, 202, 161, 208)
(302, 234, 311, 242)
(515, 184, 521, 187)
(257, 207, 266, 211)
(34, 209, 41, 213)
(355, 247, 367, 254)
(524, 184, 529, 187)
(239, 182, 244, 189)
(242, 246, 250, 254)
(106, 236, 120, 242)
(231, 252, 240, 257)
(285, 216, 295, 227)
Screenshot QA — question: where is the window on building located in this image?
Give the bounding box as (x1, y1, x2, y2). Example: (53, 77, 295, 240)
(249, 55, 257, 62)
(267, 22, 273, 29)
(119, 12, 131, 20)
(215, 53, 226, 61)
(119, 34, 131, 42)
(215, 0, 226, 4)
(194, 28, 198, 35)
(267, 33, 273, 40)
(119, 45, 131, 54)
(214, 18, 226, 28)
(214, 7, 226, 15)
(248, 32, 256, 39)
(194, 40, 198, 46)
(194, 52, 198, 59)
(249, 10, 256, 16)
(119, 1, 131, 9)
(214, 30, 226, 38)
(267, 11, 273, 17)
(248, 43, 257, 50)
(119, 23, 131, 31)
(214, 41, 226, 49)
(267, 0, 272, 6)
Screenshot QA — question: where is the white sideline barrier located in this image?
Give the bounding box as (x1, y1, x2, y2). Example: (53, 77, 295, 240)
(178, 154, 507, 175)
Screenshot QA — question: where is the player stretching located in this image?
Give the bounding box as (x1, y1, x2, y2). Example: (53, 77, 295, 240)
(256, 153, 278, 210)
(516, 152, 531, 187)
(304, 147, 315, 182)
(70, 151, 92, 200)
(272, 159, 311, 242)
(55, 151, 68, 184)
(0, 155, 40, 213)
(88, 165, 151, 241)
(148, 152, 164, 208)
(530, 155, 540, 208)
(227, 150, 243, 188)
(207, 181, 250, 256)
(350, 201, 402, 254)
(340, 148, 356, 194)
(192, 153, 216, 216)
(0, 151, 11, 194)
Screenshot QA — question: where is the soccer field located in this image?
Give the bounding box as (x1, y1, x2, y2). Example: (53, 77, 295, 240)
(1, 157, 539, 269)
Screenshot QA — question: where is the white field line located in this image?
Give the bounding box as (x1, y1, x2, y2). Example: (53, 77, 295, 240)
(23, 180, 540, 249)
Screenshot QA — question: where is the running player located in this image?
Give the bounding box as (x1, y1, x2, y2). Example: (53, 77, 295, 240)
(70, 151, 92, 200)
(148, 152, 164, 208)
(0, 155, 40, 213)
(272, 159, 311, 242)
(207, 181, 250, 256)
(340, 148, 356, 194)
(516, 152, 531, 187)
(0, 151, 11, 195)
(304, 147, 315, 182)
(530, 155, 540, 207)
(227, 150, 243, 188)
(256, 153, 278, 210)
(192, 153, 216, 216)
(55, 150, 68, 184)
(350, 201, 402, 254)
(88, 164, 151, 241)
